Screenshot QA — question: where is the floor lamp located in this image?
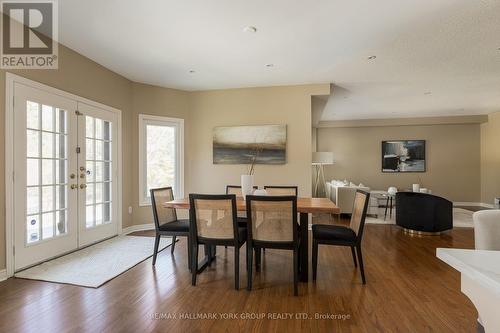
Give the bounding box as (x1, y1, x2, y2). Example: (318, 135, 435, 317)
(312, 152, 334, 197)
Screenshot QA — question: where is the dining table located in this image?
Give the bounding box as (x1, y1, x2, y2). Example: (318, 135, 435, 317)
(164, 197, 340, 282)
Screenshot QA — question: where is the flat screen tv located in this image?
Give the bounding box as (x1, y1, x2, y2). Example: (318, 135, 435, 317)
(382, 140, 426, 173)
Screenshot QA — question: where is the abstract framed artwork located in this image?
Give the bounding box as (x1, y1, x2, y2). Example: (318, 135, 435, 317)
(213, 125, 286, 164)
(382, 140, 426, 173)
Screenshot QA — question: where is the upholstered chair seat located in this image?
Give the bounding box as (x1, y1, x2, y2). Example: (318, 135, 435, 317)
(158, 219, 189, 232)
(312, 225, 357, 242)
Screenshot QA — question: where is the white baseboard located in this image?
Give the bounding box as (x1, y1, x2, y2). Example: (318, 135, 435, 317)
(454, 202, 495, 209)
(121, 223, 155, 235)
(0, 269, 7, 282)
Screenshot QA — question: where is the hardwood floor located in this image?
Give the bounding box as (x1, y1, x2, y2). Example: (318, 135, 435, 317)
(0, 216, 477, 332)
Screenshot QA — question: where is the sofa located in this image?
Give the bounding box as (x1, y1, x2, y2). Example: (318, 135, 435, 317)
(395, 192, 453, 233)
(473, 210, 500, 250)
(325, 180, 378, 215)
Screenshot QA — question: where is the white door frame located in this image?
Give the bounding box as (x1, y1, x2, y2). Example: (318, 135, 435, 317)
(4, 73, 123, 278)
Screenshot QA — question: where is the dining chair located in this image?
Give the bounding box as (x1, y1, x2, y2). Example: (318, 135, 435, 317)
(150, 187, 191, 269)
(312, 189, 370, 284)
(264, 185, 298, 196)
(246, 195, 300, 296)
(225, 184, 258, 226)
(189, 194, 247, 290)
(225, 185, 258, 196)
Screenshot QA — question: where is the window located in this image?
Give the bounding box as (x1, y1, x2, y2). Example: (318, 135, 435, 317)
(138, 114, 184, 206)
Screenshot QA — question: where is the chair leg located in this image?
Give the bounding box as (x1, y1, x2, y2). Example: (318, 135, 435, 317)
(234, 247, 240, 290)
(293, 248, 299, 296)
(187, 236, 192, 272)
(171, 236, 177, 254)
(350, 246, 358, 267)
(247, 244, 253, 291)
(255, 247, 261, 272)
(356, 245, 366, 284)
(204, 245, 212, 267)
(152, 234, 160, 266)
(312, 239, 318, 281)
(191, 243, 199, 286)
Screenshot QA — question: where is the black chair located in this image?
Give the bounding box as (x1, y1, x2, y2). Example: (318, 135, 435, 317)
(225, 185, 258, 196)
(189, 194, 247, 290)
(225, 185, 257, 226)
(246, 195, 300, 296)
(312, 190, 370, 284)
(396, 192, 453, 234)
(150, 187, 191, 269)
(264, 185, 298, 196)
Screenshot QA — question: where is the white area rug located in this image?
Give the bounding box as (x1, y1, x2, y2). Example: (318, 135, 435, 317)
(15, 235, 171, 288)
(365, 207, 473, 228)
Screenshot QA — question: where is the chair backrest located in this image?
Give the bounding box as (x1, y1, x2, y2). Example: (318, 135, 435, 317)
(226, 185, 257, 196)
(189, 194, 239, 241)
(264, 186, 298, 196)
(150, 187, 177, 231)
(246, 195, 298, 243)
(349, 190, 370, 240)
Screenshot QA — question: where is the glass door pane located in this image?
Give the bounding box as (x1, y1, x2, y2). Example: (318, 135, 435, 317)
(84, 116, 113, 229)
(25, 102, 69, 244)
(13, 82, 78, 271)
(77, 101, 118, 247)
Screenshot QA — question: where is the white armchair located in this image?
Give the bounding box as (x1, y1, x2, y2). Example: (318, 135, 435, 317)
(473, 210, 500, 250)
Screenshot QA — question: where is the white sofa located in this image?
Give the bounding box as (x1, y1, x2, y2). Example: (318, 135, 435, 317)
(326, 180, 377, 215)
(473, 210, 500, 250)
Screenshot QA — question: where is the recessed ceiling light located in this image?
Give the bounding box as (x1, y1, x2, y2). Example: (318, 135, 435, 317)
(243, 26, 257, 33)
(367, 55, 377, 60)
(189, 70, 195, 74)
(424, 91, 432, 95)
(265, 64, 274, 68)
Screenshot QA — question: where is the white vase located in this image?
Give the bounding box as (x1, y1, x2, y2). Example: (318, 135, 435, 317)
(412, 184, 420, 192)
(241, 175, 255, 198)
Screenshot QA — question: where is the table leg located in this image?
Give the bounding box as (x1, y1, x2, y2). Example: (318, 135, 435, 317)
(299, 212, 308, 282)
(389, 197, 393, 219)
(196, 245, 216, 273)
(384, 197, 389, 220)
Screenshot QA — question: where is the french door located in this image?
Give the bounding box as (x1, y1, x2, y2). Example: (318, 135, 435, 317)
(13, 83, 119, 271)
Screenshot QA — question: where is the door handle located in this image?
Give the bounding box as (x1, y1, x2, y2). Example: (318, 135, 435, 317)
(70, 184, 78, 190)
(80, 184, 87, 189)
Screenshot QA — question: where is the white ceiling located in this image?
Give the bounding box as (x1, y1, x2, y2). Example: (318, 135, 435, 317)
(58, 0, 500, 120)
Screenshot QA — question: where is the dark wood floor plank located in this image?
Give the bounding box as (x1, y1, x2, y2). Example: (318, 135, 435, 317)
(0, 216, 477, 332)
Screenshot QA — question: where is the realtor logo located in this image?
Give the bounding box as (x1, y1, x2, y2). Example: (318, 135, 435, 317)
(1, 0, 58, 69)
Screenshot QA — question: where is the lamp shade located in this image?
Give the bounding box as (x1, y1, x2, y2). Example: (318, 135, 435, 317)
(312, 152, 334, 165)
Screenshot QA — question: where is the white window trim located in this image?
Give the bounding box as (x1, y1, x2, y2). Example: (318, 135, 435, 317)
(138, 114, 184, 206)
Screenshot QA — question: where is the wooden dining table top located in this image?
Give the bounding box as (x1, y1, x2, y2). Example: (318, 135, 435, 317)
(164, 197, 340, 214)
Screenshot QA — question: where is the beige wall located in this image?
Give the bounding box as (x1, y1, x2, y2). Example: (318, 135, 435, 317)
(317, 124, 482, 202)
(480, 111, 500, 204)
(187, 85, 329, 197)
(130, 83, 190, 223)
(0, 45, 134, 270)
